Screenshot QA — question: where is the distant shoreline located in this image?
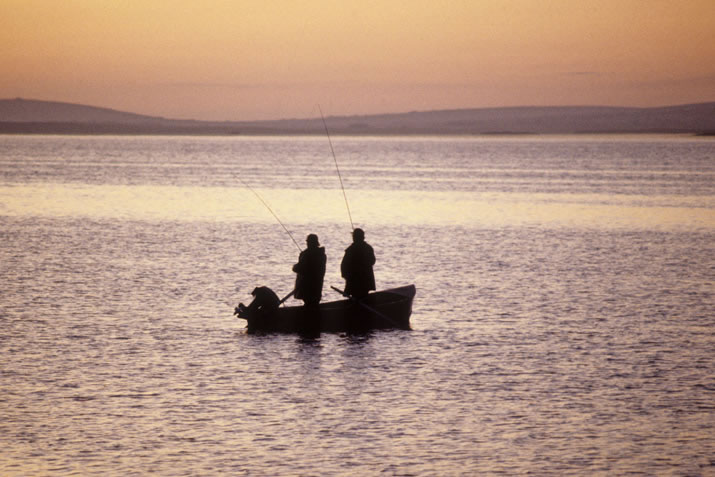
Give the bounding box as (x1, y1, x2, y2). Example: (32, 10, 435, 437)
(2, 98, 714, 136)
(0, 124, 713, 137)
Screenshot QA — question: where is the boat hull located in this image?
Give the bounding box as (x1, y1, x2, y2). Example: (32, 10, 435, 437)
(237, 285, 415, 333)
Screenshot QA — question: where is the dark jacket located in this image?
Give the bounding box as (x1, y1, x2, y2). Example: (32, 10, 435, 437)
(340, 241, 376, 298)
(293, 246, 326, 304)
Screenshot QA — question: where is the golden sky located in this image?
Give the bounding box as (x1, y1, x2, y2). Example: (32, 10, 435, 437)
(2, 0, 714, 120)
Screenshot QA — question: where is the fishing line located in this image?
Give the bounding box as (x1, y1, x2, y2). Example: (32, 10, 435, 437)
(236, 175, 302, 251)
(318, 104, 354, 230)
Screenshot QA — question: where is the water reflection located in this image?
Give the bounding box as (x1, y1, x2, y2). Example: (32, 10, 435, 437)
(339, 332, 373, 346)
(1, 184, 712, 230)
(2, 135, 714, 475)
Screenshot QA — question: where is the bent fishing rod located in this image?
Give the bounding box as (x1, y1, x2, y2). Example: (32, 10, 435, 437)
(234, 175, 299, 307)
(236, 175, 302, 252)
(318, 104, 355, 231)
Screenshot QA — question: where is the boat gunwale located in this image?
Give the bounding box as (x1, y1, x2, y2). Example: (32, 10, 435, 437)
(274, 284, 416, 313)
(237, 285, 415, 332)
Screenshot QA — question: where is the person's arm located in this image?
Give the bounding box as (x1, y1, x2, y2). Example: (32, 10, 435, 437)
(340, 249, 350, 278)
(293, 251, 305, 273)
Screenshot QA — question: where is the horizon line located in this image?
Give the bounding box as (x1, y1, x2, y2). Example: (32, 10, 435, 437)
(4, 97, 715, 124)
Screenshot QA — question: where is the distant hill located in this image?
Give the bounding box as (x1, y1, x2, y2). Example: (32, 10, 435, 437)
(0, 98, 168, 123)
(1, 98, 714, 135)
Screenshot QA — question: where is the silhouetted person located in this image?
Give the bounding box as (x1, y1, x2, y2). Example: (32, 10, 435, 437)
(341, 228, 376, 299)
(235, 286, 280, 317)
(292, 234, 327, 307)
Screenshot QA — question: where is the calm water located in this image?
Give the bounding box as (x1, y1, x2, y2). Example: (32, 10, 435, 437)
(1, 135, 714, 475)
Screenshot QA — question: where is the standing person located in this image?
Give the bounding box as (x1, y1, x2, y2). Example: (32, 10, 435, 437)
(292, 234, 326, 307)
(340, 228, 376, 299)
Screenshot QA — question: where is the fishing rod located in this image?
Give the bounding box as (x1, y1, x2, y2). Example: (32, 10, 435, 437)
(236, 175, 302, 252)
(318, 104, 354, 230)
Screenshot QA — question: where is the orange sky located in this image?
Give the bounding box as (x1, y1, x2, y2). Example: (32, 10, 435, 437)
(2, 0, 714, 120)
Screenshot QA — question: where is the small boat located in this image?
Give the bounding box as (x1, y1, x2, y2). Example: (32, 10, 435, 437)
(236, 285, 416, 333)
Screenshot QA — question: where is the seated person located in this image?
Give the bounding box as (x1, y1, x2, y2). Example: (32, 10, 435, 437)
(235, 286, 280, 317)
